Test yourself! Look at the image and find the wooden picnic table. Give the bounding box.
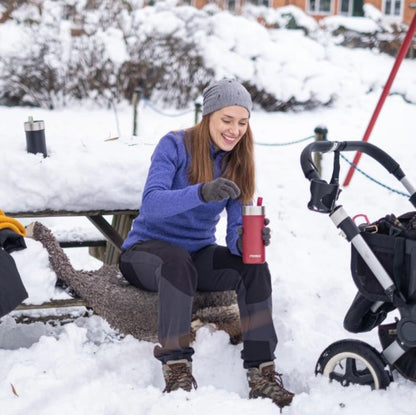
[5,208,139,265]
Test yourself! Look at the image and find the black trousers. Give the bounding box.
[119,240,277,368]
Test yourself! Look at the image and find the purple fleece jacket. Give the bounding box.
[122,130,243,255]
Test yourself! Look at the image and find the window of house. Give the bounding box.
[246,0,269,6]
[308,0,332,13]
[384,0,402,16]
[228,0,237,11]
[340,0,351,14]
[339,0,364,16]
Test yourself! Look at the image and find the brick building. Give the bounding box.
[189,0,416,25]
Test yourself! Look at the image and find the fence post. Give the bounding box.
[194,102,202,125]
[132,87,142,136]
[314,125,328,176]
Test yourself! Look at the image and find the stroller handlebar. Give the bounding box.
[300,140,415,213]
[300,140,404,182]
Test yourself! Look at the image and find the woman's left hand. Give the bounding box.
[262,218,271,246]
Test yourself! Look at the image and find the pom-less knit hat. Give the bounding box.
[202,79,252,117]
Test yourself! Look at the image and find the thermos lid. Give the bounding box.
[242,205,265,215]
[24,120,45,131]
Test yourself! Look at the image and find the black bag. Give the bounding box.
[0,244,28,318]
[350,211,416,302]
[0,228,27,253]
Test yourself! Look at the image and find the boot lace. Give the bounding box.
[163,363,198,393]
[249,366,294,408]
[263,367,287,389]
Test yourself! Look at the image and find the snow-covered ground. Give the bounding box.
[1,3,416,415]
[1,93,415,414]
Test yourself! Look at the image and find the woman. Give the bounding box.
[120,79,294,408]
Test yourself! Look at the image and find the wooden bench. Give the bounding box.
[5,208,139,265]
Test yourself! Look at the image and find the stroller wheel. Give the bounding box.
[315,339,392,389]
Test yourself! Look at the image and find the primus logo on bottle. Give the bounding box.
[249,254,262,258]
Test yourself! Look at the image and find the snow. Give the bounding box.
[2,3,416,415]
[321,15,381,34]
[96,28,129,63]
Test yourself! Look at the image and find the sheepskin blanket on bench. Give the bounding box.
[29,222,241,344]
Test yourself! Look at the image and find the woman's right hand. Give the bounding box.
[200,178,240,202]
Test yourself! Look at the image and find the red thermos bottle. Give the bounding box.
[242,197,265,264]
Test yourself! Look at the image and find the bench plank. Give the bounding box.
[6,209,139,265]
[6,209,138,217]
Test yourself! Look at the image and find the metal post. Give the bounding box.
[132,87,142,137]
[314,125,328,176]
[194,102,202,125]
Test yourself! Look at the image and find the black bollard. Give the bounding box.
[132,87,143,137]
[24,117,47,157]
[313,125,328,176]
[194,102,202,125]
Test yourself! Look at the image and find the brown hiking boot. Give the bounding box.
[247,362,294,408]
[162,359,198,393]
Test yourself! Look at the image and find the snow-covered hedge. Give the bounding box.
[0,1,213,108]
[0,1,414,110]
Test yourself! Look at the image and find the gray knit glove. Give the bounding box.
[262,218,271,246]
[200,178,240,202]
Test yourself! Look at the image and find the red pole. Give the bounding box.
[343,11,416,186]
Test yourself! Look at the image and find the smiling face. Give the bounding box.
[208,106,249,152]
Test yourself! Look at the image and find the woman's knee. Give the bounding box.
[119,245,162,291]
[119,241,196,294]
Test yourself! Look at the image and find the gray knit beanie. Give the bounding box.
[202,79,252,117]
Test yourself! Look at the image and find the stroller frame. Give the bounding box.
[300,140,416,389]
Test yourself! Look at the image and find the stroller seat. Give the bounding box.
[343,292,394,333]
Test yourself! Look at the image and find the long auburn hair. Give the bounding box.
[184,115,255,204]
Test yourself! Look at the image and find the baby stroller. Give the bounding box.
[300,140,416,389]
